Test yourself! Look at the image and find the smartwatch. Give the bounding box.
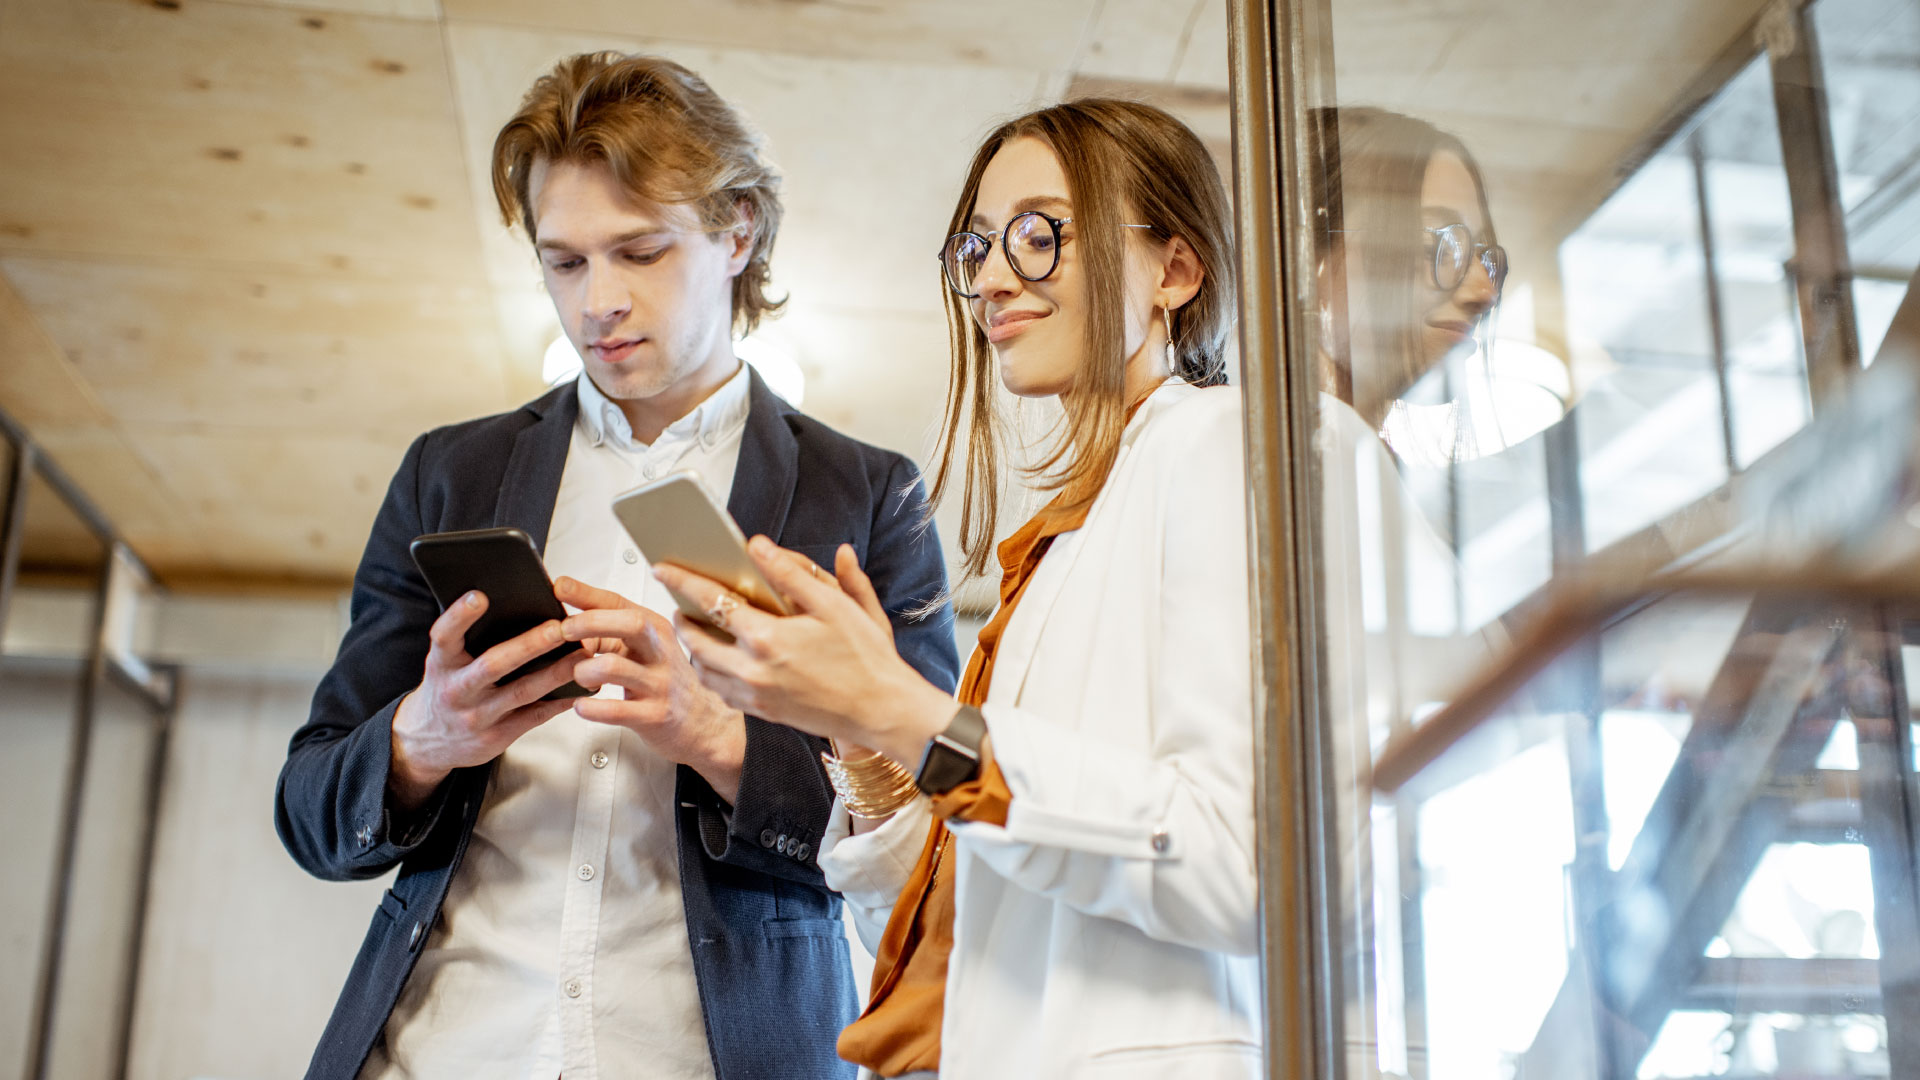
[914,704,987,796]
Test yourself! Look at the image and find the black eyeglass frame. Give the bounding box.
[938,211,1155,299]
[1426,223,1509,293]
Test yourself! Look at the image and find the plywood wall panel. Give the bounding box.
[443,0,1100,71]
[0,0,481,281]
[2,255,516,435]
[121,424,417,579]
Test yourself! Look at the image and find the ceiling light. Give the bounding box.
[543,335,583,385]
[735,335,805,407]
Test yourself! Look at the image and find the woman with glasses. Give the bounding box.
[634,99,1258,1078]
[1312,108,1513,1075]
[1319,106,1507,460]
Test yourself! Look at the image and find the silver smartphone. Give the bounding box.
[610,472,793,633]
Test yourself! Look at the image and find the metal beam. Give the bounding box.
[1853,607,1920,1074]
[1765,0,1861,407]
[23,555,113,1080]
[1230,0,1341,1077]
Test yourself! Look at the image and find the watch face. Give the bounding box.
[916,705,988,795]
[916,742,981,795]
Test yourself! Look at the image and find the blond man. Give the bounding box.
[276,53,957,1080]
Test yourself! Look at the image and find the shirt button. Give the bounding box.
[622,548,639,565]
[590,750,609,769]
[577,863,595,881]
[1150,829,1171,854]
[564,979,583,999]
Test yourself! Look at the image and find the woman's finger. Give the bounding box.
[688,655,761,716]
[834,543,890,631]
[653,565,778,643]
[746,535,842,615]
[672,610,757,680]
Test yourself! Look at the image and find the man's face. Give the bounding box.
[529,157,749,401]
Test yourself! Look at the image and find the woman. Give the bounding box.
[629,99,1259,1077]
[1311,107,1510,1079]
[1318,106,1505,462]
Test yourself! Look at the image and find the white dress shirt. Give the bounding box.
[363,364,752,1080]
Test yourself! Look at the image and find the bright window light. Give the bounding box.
[735,335,805,407]
[543,335,583,385]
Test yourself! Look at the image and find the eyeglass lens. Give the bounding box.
[1430,223,1508,292]
[941,211,1064,297]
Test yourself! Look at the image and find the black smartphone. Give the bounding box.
[408,527,592,701]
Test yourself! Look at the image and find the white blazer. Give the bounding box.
[819,381,1261,1079]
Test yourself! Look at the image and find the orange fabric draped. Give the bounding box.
[834,494,1089,1076]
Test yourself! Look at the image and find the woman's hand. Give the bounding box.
[654,537,956,768]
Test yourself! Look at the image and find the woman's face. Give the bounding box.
[966,136,1167,400]
[1417,149,1500,368]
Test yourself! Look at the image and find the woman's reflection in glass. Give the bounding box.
[1321,107,1506,464]
[1311,106,1514,1080]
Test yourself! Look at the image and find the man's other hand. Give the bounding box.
[388,591,584,811]
[555,576,748,805]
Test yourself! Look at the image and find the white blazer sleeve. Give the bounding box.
[947,398,1258,956]
[816,794,934,954]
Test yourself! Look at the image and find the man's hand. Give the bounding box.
[555,576,749,805]
[389,591,585,811]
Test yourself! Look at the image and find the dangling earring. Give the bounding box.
[1162,306,1177,375]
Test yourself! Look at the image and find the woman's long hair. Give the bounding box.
[928,98,1236,577]
[1316,106,1495,431]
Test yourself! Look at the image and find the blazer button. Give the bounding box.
[776,834,790,854]
[408,921,423,950]
[795,843,811,861]
[1150,829,1171,854]
[355,825,374,848]
[759,829,777,849]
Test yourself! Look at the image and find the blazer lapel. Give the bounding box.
[986,448,1126,708]
[491,383,579,553]
[726,369,799,542]
[989,383,1190,707]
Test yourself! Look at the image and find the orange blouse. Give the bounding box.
[835,494,1089,1076]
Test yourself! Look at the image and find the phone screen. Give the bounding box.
[408,527,591,700]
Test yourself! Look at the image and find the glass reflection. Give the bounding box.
[1294,0,1920,1076]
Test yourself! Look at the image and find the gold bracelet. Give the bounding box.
[821,744,919,819]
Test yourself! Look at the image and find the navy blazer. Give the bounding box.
[275,371,958,1080]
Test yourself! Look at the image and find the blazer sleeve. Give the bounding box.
[694,454,960,886]
[946,402,1260,956]
[274,433,460,882]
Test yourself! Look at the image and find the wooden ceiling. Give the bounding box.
[0,0,1766,590]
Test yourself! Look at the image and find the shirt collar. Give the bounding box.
[575,361,753,452]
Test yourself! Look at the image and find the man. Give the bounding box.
[276,52,957,1080]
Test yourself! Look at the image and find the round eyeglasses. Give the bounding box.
[1427,223,1509,293]
[938,211,1155,298]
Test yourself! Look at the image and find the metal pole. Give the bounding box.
[1765,0,1860,408]
[1230,0,1341,1075]
[1689,131,1742,475]
[0,440,35,641]
[24,540,113,1080]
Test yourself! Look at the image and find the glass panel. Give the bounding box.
[1293,0,1920,1076]
[1562,138,1730,552]
[0,469,106,1080]
[1698,58,1814,468]
[1814,0,1920,364]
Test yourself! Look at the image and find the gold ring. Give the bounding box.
[811,562,830,582]
[706,592,739,629]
